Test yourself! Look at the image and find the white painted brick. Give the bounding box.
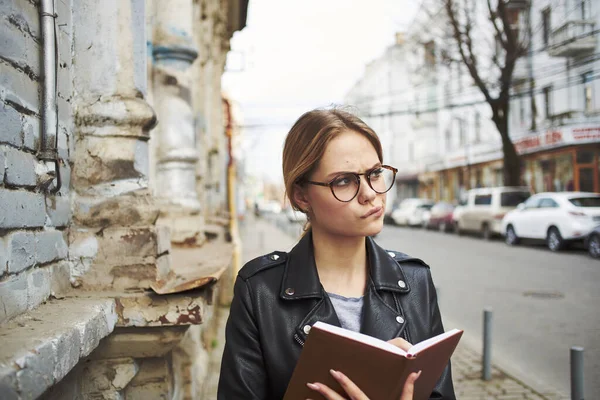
[0,145,5,183]
[0,102,22,147]
[0,17,41,79]
[50,261,71,298]
[0,272,28,323]
[22,115,40,152]
[45,194,71,228]
[35,230,68,265]
[3,146,36,187]
[57,161,70,196]
[6,231,35,274]
[27,267,51,310]
[0,0,41,41]
[0,237,7,276]
[0,65,41,116]
[0,188,46,228]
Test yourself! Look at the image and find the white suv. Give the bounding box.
[502,192,600,251]
[455,187,531,239]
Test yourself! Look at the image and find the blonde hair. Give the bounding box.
[282,108,383,230]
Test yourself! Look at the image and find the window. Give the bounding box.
[458,118,466,146]
[542,8,551,48]
[583,71,593,112]
[424,41,436,67]
[569,196,600,207]
[538,198,559,208]
[523,196,540,209]
[543,86,552,118]
[581,0,591,19]
[445,128,452,150]
[474,112,481,142]
[501,191,531,207]
[474,194,492,205]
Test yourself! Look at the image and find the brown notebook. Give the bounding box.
[283,322,463,400]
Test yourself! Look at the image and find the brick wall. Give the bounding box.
[0,0,73,324]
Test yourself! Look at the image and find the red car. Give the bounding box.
[424,202,455,232]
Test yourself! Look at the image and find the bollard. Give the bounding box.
[571,346,584,400]
[482,308,493,381]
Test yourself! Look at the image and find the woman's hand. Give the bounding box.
[306,369,421,400]
[387,337,412,352]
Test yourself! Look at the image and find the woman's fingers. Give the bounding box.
[306,382,346,400]
[306,369,369,400]
[330,369,369,400]
[387,337,413,352]
[399,370,422,400]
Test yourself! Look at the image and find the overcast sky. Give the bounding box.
[222,0,419,184]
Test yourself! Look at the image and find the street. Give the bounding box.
[373,224,599,398]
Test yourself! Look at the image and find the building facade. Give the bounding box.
[0,0,247,398]
[346,0,599,204]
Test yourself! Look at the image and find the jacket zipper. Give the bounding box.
[293,333,305,346]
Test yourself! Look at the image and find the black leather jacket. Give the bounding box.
[218,232,455,399]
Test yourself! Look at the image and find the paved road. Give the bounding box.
[373,224,599,398]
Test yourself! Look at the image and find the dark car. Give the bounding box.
[585,226,600,259]
[425,202,455,232]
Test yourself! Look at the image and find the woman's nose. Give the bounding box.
[357,176,377,204]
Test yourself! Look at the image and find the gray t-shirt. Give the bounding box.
[327,292,364,332]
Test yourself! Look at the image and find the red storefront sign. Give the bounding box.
[573,127,600,141]
[514,130,563,153]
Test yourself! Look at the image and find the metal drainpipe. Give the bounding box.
[39,0,61,193]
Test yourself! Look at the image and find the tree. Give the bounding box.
[443,0,529,186]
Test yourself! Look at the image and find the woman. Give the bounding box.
[218,109,455,399]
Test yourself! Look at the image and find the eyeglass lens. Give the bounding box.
[331,167,395,202]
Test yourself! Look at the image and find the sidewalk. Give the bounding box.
[202,215,565,399]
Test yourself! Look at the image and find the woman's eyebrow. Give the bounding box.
[324,163,382,179]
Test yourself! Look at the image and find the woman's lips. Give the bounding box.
[362,206,383,219]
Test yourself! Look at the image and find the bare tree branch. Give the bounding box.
[487,0,508,48]
[444,0,494,104]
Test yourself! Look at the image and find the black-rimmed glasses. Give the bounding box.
[303,165,398,202]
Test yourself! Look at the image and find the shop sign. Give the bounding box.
[573,127,600,141]
[514,130,563,153]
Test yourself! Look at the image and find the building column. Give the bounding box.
[70,0,170,290]
[151,0,205,245]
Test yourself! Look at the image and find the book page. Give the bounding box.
[312,321,407,356]
[406,329,463,357]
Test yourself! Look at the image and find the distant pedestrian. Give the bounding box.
[218,108,455,399]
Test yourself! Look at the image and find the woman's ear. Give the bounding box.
[292,183,311,212]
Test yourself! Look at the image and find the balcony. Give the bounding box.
[548,20,597,57]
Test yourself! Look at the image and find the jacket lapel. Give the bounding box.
[360,237,410,340]
[280,232,340,345]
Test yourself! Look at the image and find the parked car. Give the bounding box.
[391,198,434,226]
[451,199,467,233]
[502,192,600,252]
[585,226,600,259]
[284,207,308,223]
[257,200,282,215]
[455,187,531,239]
[425,202,455,232]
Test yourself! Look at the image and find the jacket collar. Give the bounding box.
[280,231,410,301]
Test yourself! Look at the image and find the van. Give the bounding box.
[455,187,531,239]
